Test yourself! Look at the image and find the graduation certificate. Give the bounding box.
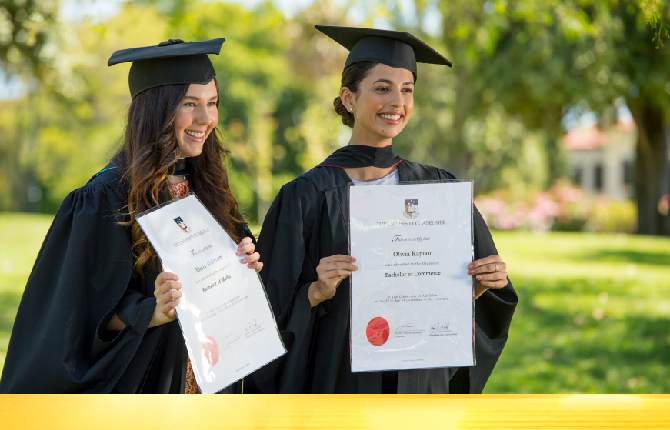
[137,194,285,393]
[349,181,474,372]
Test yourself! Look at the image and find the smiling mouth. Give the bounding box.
[380,114,402,121]
[185,130,205,138]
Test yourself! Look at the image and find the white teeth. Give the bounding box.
[381,114,401,121]
[185,130,205,138]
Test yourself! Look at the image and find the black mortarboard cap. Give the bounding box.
[315,25,451,75]
[108,38,225,99]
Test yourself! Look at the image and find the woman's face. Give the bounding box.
[174,80,219,158]
[345,63,415,142]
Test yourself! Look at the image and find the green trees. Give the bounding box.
[397,0,669,235]
[0,0,59,80]
[1,4,170,212]
[483,0,670,235]
[0,1,347,222]
[1,0,61,212]
[613,1,670,235]
[1,0,668,234]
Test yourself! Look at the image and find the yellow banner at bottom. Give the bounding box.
[1,394,668,429]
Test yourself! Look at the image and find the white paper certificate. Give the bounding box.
[136,194,285,393]
[349,181,474,372]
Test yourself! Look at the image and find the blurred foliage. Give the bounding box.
[1,4,170,213]
[386,0,669,234]
[0,1,334,220]
[0,0,60,81]
[643,0,670,47]
[0,1,356,221]
[429,0,668,234]
[589,198,637,233]
[0,0,668,233]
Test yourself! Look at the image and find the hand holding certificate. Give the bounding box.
[349,181,475,372]
[137,194,285,393]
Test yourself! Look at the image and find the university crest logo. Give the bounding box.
[403,199,419,219]
[174,216,190,233]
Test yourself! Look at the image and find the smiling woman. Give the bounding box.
[0,39,262,393]
[335,62,415,141]
[175,82,219,158]
[246,26,517,394]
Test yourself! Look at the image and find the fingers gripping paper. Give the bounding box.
[349,181,474,372]
[137,195,285,393]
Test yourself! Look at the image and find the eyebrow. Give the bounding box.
[372,78,415,86]
[184,95,219,101]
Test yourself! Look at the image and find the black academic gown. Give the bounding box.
[247,160,518,394]
[0,168,250,393]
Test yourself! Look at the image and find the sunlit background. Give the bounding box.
[1,0,669,393]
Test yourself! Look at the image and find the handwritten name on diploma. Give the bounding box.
[195,254,225,272]
[393,251,432,258]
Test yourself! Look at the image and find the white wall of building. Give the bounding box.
[566,127,635,200]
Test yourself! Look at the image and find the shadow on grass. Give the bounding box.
[488,281,670,393]
[577,250,670,267]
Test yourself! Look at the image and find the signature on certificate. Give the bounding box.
[430,322,450,330]
[245,319,265,337]
[395,322,424,336]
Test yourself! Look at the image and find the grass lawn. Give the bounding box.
[0,213,57,377]
[1,213,669,393]
[487,231,670,393]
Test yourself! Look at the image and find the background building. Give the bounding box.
[563,118,636,200]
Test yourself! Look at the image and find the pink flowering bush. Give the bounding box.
[475,179,636,233]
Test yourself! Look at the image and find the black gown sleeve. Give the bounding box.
[0,178,156,393]
[237,217,255,243]
[243,177,322,393]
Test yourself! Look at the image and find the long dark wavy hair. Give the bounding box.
[110,80,245,273]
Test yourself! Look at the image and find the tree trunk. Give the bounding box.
[630,102,667,236]
[662,120,670,236]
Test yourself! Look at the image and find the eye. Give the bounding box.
[375,86,390,92]
[208,101,217,106]
[183,102,196,107]
[402,88,414,93]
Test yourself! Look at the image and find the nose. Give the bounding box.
[195,105,212,125]
[390,87,403,108]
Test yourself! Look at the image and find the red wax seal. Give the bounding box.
[201,336,219,366]
[366,317,390,346]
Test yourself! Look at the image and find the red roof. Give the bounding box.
[563,119,635,151]
[563,125,606,150]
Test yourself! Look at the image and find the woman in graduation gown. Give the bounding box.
[246,26,518,394]
[0,39,262,393]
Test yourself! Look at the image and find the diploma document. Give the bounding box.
[137,195,285,393]
[349,181,474,372]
